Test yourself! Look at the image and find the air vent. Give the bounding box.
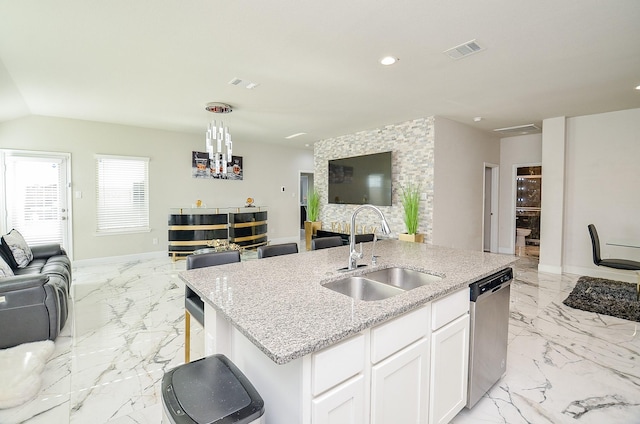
[493,124,541,135]
[444,40,484,60]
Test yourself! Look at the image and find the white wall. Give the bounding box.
[498,134,542,254]
[0,115,313,260]
[432,116,500,250]
[562,108,640,281]
[538,117,567,274]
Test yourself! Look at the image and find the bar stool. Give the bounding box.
[184,250,240,363]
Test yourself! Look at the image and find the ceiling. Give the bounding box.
[1,1,639,150]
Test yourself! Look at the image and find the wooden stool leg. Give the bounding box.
[185,310,191,363]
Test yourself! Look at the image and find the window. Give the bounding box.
[96,155,149,234]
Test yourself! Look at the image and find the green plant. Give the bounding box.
[401,183,420,234]
[306,189,320,222]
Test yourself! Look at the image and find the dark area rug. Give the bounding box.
[563,276,640,322]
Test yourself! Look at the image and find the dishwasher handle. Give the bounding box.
[470,267,513,302]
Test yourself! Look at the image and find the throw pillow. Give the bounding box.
[0,256,13,277]
[1,229,33,268]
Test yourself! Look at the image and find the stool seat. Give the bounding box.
[162,354,264,424]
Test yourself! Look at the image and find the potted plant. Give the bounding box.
[304,189,322,250]
[399,182,424,243]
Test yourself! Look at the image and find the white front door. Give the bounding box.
[1,150,72,256]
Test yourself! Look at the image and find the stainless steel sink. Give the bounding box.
[322,276,405,301]
[364,267,442,290]
[322,267,442,301]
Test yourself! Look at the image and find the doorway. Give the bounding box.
[514,164,541,258]
[0,150,73,257]
[299,171,314,230]
[482,164,499,253]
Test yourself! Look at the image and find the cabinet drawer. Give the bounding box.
[431,288,469,331]
[371,305,430,364]
[312,334,365,396]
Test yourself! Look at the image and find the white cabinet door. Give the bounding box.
[429,314,470,424]
[371,338,429,424]
[313,374,366,424]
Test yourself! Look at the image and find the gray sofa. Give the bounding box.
[0,243,71,349]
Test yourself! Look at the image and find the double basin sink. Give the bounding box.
[322,267,442,301]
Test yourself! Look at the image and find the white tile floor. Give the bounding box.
[1,252,639,423]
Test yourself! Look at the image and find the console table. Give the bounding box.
[168,207,268,260]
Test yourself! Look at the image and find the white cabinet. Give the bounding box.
[311,334,366,424]
[310,305,431,424]
[313,375,366,424]
[429,289,470,424]
[371,338,429,424]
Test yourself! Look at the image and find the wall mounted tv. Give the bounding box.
[328,151,392,206]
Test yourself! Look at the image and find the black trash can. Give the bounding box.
[162,354,265,424]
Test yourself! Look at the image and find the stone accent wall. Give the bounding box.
[314,117,435,241]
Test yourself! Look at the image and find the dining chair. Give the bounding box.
[257,242,299,259]
[353,233,375,243]
[588,224,640,300]
[185,250,241,363]
[311,236,344,250]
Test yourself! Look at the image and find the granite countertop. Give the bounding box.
[179,239,517,364]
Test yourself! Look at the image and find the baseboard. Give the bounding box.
[73,250,166,268]
[537,263,563,274]
[563,265,639,283]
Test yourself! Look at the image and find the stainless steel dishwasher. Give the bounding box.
[466,267,513,408]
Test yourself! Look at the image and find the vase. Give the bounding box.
[398,233,424,243]
[304,221,322,250]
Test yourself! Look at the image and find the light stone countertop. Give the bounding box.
[179,239,518,364]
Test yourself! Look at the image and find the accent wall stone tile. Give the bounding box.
[314,117,435,241]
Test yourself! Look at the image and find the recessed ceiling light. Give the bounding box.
[473,117,482,122]
[380,56,398,66]
[636,84,640,90]
[285,132,307,139]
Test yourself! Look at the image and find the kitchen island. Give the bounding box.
[180,239,516,424]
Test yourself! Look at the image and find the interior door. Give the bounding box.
[1,150,72,255]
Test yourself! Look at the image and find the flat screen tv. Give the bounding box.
[328,151,392,206]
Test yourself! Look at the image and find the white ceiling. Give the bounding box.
[1,0,639,149]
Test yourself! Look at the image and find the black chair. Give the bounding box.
[311,236,344,250]
[185,250,241,362]
[588,224,640,300]
[353,233,375,243]
[257,242,299,259]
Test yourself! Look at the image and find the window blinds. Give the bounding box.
[96,155,150,233]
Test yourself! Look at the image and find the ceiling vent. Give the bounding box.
[444,39,484,60]
[493,124,541,135]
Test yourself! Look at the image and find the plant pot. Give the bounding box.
[398,233,424,243]
[304,221,322,250]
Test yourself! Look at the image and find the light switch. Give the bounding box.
[75,191,83,199]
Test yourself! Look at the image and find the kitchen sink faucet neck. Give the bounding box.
[348,204,391,270]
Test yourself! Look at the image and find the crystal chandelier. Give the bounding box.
[204,102,233,176]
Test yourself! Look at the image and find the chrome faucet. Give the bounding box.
[348,204,391,270]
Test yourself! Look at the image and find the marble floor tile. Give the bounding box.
[1,254,639,423]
